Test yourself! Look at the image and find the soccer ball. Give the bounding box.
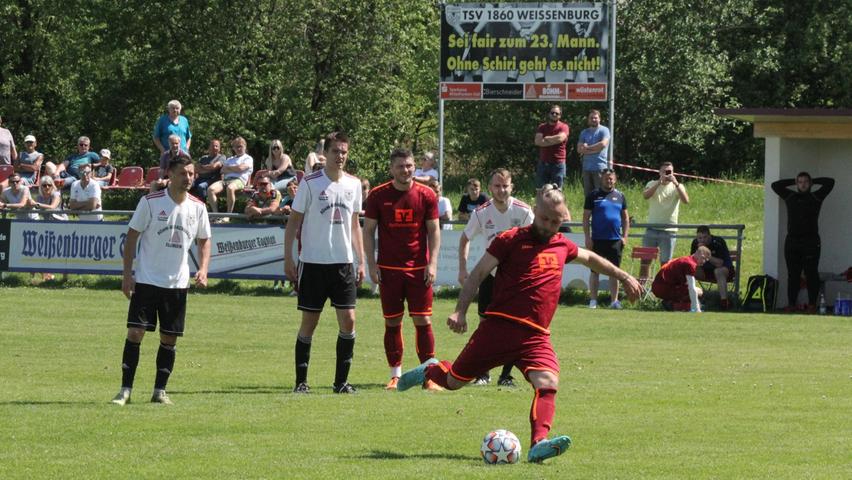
[480,429,521,464]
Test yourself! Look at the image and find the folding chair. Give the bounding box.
[145,167,161,185]
[631,246,660,301]
[113,166,144,189]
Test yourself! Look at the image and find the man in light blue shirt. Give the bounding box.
[152,99,192,154]
[577,109,611,196]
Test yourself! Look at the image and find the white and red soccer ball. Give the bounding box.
[480,429,521,465]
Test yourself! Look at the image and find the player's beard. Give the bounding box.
[530,223,554,244]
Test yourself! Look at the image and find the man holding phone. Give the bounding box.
[639,162,689,279]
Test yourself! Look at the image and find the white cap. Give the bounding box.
[24,134,36,143]
[99,149,111,159]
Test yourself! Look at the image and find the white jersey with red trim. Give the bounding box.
[128,190,211,289]
[292,169,362,264]
[463,196,534,247]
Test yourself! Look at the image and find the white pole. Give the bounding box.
[608,0,617,166]
[438,97,445,187]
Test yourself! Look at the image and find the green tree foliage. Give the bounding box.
[0,1,848,183]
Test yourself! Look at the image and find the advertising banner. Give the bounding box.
[440,2,609,101]
[2,220,286,280]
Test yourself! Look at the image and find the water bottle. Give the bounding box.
[818,294,827,315]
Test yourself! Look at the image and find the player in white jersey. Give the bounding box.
[284,131,365,394]
[112,154,211,406]
[458,168,534,387]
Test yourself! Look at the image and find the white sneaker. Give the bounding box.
[588,300,598,309]
[111,387,131,406]
[610,300,623,310]
[150,389,174,405]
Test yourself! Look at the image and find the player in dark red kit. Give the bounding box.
[397,184,642,463]
[363,148,442,391]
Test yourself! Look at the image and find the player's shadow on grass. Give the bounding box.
[171,385,292,395]
[360,450,471,461]
[0,400,91,406]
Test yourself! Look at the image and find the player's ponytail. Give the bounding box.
[536,183,565,207]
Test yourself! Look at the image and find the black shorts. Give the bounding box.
[126,283,188,336]
[477,274,495,318]
[592,239,623,267]
[298,262,357,312]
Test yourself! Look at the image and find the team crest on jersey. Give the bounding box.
[345,190,353,201]
[157,210,168,221]
[332,207,344,224]
[485,219,495,229]
[166,229,184,249]
[319,190,328,201]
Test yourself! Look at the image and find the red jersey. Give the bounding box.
[365,181,438,270]
[484,225,578,334]
[657,255,698,286]
[537,120,570,164]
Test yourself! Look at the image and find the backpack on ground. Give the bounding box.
[742,275,778,312]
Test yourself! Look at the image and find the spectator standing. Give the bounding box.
[533,104,569,189]
[427,179,453,230]
[576,109,611,196]
[152,99,191,155]
[0,173,38,219]
[458,168,534,387]
[457,178,489,221]
[191,139,224,200]
[639,162,689,280]
[0,116,16,170]
[363,148,442,391]
[651,247,711,312]
[207,137,253,221]
[53,136,99,184]
[67,164,103,221]
[16,135,43,186]
[266,139,297,194]
[396,185,641,463]
[689,226,735,310]
[771,172,835,312]
[93,149,115,187]
[244,174,282,221]
[582,168,629,309]
[283,131,364,394]
[111,154,211,406]
[413,151,439,184]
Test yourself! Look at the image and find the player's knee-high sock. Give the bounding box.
[154,343,176,390]
[530,388,557,446]
[424,360,453,389]
[335,331,355,385]
[499,363,514,380]
[414,324,435,363]
[295,335,312,384]
[121,339,141,389]
[384,324,403,368]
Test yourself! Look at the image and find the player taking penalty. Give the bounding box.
[397,184,642,463]
[112,154,211,406]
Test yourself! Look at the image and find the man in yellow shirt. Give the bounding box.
[639,162,689,279]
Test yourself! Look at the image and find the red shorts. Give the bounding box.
[651,280,690,303]
[449,317,560,382]
[379,267,433,319]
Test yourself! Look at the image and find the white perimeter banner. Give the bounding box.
[2,219,596,288]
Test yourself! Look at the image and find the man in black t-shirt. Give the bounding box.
[690,226,735,309]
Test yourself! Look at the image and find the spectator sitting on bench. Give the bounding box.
[207,136,253,222]
[690,225,735,310]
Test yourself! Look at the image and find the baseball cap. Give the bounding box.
[24,134,36,143]
[100,149,111,159]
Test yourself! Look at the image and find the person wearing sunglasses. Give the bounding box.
[577,109,611,196]
[0,173,38,219]
[266,139,297,194]
[16,134,43,186]
[52,136,100,183]
[533,105,569,189]
[244,174,281,221]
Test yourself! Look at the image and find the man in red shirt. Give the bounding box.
[363,148,442,391]
[533,104,570,189]
[397,185,642,463]
[651,246,711,312]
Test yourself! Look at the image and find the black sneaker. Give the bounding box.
[497,376,516,388]
[333,382,357,394]
[293,382,311,394]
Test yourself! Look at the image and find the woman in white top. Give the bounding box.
[29,176,67,221]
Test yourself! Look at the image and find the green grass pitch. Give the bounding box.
[1,287,850,479]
